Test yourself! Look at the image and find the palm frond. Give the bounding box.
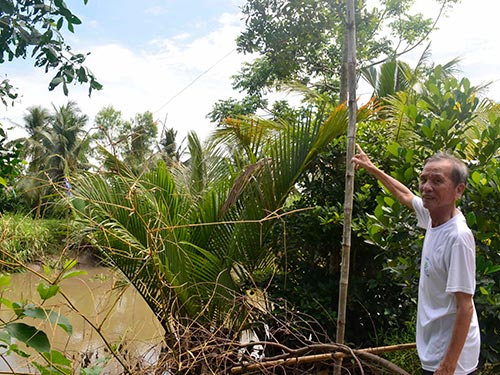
[414,42,432,76]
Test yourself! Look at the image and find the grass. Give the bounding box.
[0,213,72,269]
[378,320,421,374]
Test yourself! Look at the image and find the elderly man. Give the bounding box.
[352,145,480,375]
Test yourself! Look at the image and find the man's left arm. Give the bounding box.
[434,292,474,375]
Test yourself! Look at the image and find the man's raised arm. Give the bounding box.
[352,144,415,209]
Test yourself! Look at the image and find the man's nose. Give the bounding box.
[420,182,431,192]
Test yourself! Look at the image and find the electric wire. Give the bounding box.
[153,48,236,114]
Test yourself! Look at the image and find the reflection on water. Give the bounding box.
[0,267,165,373]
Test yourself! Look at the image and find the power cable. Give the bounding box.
[153,48,236,114]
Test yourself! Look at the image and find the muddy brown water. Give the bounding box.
[0,266,165,373]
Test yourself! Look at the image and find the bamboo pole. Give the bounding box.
[335,0,357,373]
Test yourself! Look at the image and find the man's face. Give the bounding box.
[419,160,464,212]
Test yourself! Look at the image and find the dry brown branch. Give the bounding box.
[151,307,416,375]
[231,342,415,374]
[220,157,273,216]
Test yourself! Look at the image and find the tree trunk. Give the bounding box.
[335,0,357,373]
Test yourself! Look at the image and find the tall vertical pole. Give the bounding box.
[335,0,357,373]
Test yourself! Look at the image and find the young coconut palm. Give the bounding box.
[71,104,350,334]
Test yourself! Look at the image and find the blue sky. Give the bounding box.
[2,0,500,143]
[65,0,243,48]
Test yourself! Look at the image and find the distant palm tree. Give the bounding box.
[159,127,181,163]
[21,106,50,174]
[19,102,89,215]
[22,101,89,181]
[23,106,50,136]
[44,101,90,181]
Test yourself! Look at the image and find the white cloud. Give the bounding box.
[171,33,191,41]
[145,6,166,16]
[409,0,500,98]
[2,10,252,144]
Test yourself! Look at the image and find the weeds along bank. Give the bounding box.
[0,214,78,267]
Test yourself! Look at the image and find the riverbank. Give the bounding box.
[0,213,101,270]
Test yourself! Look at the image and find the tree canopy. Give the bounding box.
[0,0,101,101]
[211,0,459,116]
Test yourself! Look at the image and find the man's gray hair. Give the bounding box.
[425,152,469,186]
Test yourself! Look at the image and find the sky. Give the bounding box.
[1,0,500,145]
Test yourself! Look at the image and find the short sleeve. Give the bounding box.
[446,231,476,295]
[412,196,430,229]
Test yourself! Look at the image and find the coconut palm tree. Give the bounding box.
[44,101,90,181]
[21,102,90,181]
[71,104,350,334]
[19,102,89,216]
[21,106,51,174]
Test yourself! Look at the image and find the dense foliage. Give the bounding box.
[0,127,23,211]
[210,0,459,120]
[92,107,160,173]
[265,63,500,372]
[0,213,75,268]
[0,0,101,98]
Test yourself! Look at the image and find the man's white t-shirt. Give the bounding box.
[413,197,480,374]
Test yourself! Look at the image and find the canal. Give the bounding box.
[0,266,165,373]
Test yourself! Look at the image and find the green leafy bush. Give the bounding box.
[357,71,500,370]
[266,63,499,372]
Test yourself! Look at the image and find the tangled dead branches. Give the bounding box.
[152,305,414,375]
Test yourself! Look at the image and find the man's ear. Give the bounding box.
[455,182,466,198]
